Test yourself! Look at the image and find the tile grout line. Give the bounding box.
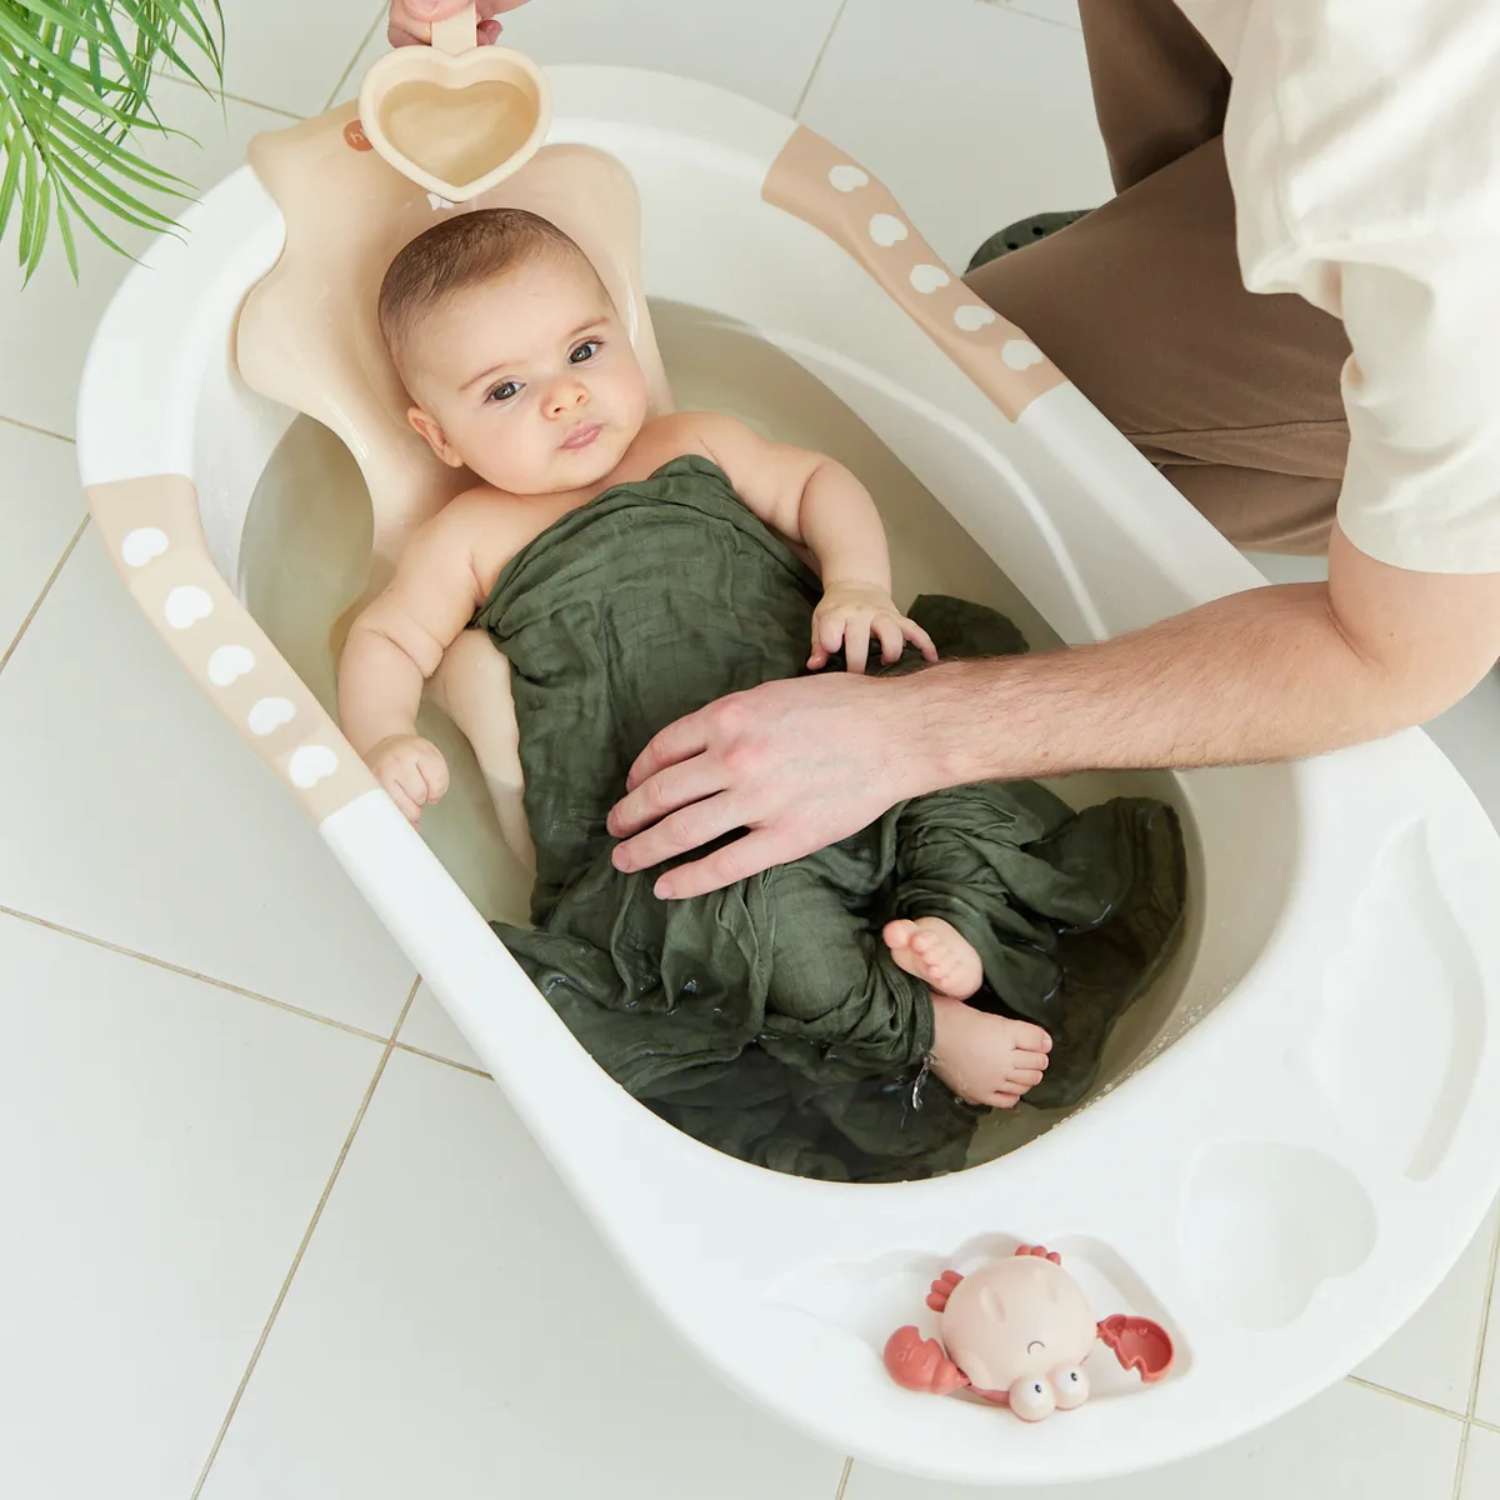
[0,902,398,1052]
[1456,1427,1473,1500]
[982,0,1081,31]
[1465,1210,1500,1419]
[152,67,306,122]
[0,411,74,444]
[0,515,88,679]
[792,0,852,120]
[1453,1209,1500,1499]
[322,2,391,113]
[391,1037,490,1080]
[1,904,490,1083]
[1345,1373,1467,1426]
[189,977,421,1500]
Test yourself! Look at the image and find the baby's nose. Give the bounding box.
[548,381,589,416]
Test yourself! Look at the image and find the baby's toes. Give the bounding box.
[1007,1066,1046,1089]
[994,1091,1022,1110]
[1015,1022,1052,1054]
[883,919,917,952]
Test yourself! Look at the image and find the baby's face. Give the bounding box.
[399,253,648,495]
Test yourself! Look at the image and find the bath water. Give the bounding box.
[240,299,1201,1171]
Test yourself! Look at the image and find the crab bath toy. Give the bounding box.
[883,1244,1175,1422]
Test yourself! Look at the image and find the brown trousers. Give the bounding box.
[965,0,1350,554]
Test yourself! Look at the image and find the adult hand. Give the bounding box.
[606,671,931,900]
[388,0,531,49]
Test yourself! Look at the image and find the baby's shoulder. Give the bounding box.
[414,484,551,590]
[639,409,749,456]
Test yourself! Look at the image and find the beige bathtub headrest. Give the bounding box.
[237,102,673,573]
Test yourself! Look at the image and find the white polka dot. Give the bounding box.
[207,644,256,687]
[164,585,213,630]
[828,163,870,193]
[868,213,908,248]
[953,304,999,332]
[121,527,168,567]
[909,264,950,294]
[1001,339,1046,371]
[288,744,338,789]
[248,697,296,736]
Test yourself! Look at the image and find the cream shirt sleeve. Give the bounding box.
[1205,0,1500,574]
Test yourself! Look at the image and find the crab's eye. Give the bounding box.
[1009,1375,1057,1422]
[1051,1365,1090,1410]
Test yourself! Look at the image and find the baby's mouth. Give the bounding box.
[560,421,604,451]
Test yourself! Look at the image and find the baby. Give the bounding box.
[339,209,1184,1179]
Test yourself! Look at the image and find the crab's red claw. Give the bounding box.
[926,1268,964,1312]
[1015,1244,1062,1264]
[884,1325,971,1395]
[1097,1315,1174,1383]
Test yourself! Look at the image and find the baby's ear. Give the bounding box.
[407,406,464,468]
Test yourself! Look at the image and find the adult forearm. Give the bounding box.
[903,582,1423,792]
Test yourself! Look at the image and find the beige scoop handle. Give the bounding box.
[431,3,479,55]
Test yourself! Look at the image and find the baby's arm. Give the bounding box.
[685,412,938,673]
[687,411,888,587]
[338,502,489,824]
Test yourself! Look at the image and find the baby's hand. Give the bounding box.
[809,582,939,674]
[368,734,450,825]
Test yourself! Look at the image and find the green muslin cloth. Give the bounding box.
[473,456,1185,1181]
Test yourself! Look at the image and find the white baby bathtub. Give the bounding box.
[77,67,1500,1487]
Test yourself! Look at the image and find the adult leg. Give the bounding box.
[967,1,1350,553]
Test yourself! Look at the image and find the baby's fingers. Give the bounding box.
[393,761,434,819]
[874,615,905,665]
[382,772,423,826]
[843,617,871,674]
[418,749,450,803]
[902,618,939,663]
[809,611,844,670]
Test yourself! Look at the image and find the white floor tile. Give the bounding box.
[0,87,290,438]
[800,0,1112,268]
[167,0,382,117]
[1001,0,1082,29]
[845,1380,1461,1500]
[198,1049,847,1500]
[1462,1424,1500,1500]
[0,424,82,656]
[1426,671,1500,833]
[0,526,415,1034]
[0,912,382,1500]
[397,981,486,1072]
[1476,1273,1500,1426]
[339,0,847,117]
[1357,1204,1499,1413]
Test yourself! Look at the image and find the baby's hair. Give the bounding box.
[377,207,593,359]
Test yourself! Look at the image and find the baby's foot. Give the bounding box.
[928,995,1052,1110]
[883,917,984,1001]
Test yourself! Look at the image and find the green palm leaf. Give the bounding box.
[0,0,225,283]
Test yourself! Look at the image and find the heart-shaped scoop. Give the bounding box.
[358,3,550,202]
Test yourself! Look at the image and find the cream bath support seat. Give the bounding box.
[77,66,1500,1487]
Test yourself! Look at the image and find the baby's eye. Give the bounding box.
[569,339,601,364]
[486,380,521,404]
